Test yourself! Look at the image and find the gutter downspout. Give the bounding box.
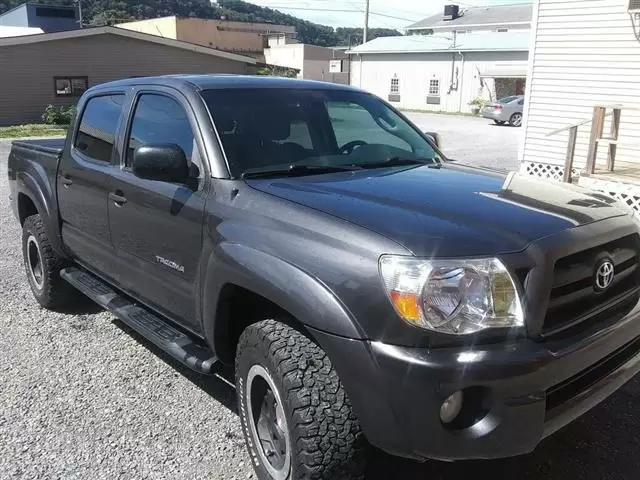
[457,51,465,112]
[359,54,363,88]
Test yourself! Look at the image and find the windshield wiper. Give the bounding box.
[356,156,438,169]
[242,164,360,179]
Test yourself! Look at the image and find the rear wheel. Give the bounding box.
[493,120,506,125]
[22,214,76,310]
[235,319,365,480]
[509,112,523,127]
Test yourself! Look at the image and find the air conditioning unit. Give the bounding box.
[629,0,640,12]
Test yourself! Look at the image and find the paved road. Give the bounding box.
[1,133,639,479]
[405,112,522,171]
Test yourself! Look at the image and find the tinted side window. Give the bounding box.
[75,94,124,163]
[126,94,199,175]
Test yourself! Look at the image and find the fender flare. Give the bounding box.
[15,170,65,256]
[202,242,365,358]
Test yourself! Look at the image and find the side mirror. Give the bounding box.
[132,144,189,183]
[424,131,443,150]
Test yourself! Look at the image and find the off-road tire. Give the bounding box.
[22,214,76,310]
[235,319,365,480]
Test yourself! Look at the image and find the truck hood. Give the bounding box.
[246,164,628,257]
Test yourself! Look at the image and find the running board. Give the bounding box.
[60,267,217,375]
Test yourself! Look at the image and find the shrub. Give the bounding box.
[469,97,488,108]
[42,104,76,125]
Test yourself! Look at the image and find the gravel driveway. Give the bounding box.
[404,112,521,171]
[1,133,639,479]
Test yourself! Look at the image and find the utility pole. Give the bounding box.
[76,0,83,28]
[363,0,370,44]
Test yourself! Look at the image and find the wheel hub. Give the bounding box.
[26,235,44,290]
[246,364,291,479]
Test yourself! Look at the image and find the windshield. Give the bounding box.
[201,88,440,178]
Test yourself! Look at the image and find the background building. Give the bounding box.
[264,34,349,84]
[116,16,295,60]
[406,3,532,35]
[0,25,42,37]
[348,32,529,113]
[519,0,640,209]
[0,26,257,125]
[0,2,78,32]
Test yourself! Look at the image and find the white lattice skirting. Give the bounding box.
[520,161,640,212]
[578,177,640,212]
[519,161,578,182]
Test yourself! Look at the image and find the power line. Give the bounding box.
[256,6,363,13]
[258,5,414,22]
[369,11,416,23]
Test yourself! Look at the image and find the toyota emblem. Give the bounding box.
[594,259,615,292]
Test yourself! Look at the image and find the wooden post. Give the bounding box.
[585,106,606,175]
[564,126,578,183]
[607,107,621,172]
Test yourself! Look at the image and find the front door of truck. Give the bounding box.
[57,93,125,280]
[107,91,207,332]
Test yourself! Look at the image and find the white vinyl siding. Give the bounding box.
[521,0,640,168]
[349,51,528,113]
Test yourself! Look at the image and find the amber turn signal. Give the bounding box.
[389,291,421,323]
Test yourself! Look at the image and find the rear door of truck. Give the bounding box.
[57,90,128,279]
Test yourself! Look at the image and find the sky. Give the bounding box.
[244,0,533,30]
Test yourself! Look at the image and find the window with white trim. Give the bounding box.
[428,79,440,96]
[390,76,399,94]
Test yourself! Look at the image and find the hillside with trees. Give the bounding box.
[0,0,402,47]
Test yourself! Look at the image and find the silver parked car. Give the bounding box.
[482,95,524,127]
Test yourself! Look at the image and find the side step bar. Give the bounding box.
[60,267,217,375]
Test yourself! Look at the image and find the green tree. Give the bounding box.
[0,0,402,47]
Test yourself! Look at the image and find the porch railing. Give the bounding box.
[545,104,623,183]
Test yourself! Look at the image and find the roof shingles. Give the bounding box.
[407,3,533,31]
[347,31,530,55]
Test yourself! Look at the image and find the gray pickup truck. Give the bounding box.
[8,75,640,480]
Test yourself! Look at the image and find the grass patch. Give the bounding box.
[0,124,67,139]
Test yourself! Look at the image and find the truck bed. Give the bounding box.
[11,138,65,156]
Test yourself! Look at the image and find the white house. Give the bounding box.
[0,25,43,37]
[406,3,533,35]
[520,0,640,209]
[348,32,529,113]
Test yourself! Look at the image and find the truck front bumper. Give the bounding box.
[311,305,640,461]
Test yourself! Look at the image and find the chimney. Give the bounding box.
[443,5,460,20]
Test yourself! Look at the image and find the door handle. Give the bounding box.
[109,192,127,206]
[62,176,73,188]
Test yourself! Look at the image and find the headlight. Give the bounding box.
[379,255,524,334]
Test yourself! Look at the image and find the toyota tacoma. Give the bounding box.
[8,75,640,479]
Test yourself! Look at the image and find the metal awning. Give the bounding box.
[480,67,527,78]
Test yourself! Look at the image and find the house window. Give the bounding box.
[496,28,509,32]
[390,76,399,94]
[55,76,88,97]
[388,75,400,102]
[429,79,440,96]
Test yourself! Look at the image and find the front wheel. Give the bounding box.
[235,319,365,480]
